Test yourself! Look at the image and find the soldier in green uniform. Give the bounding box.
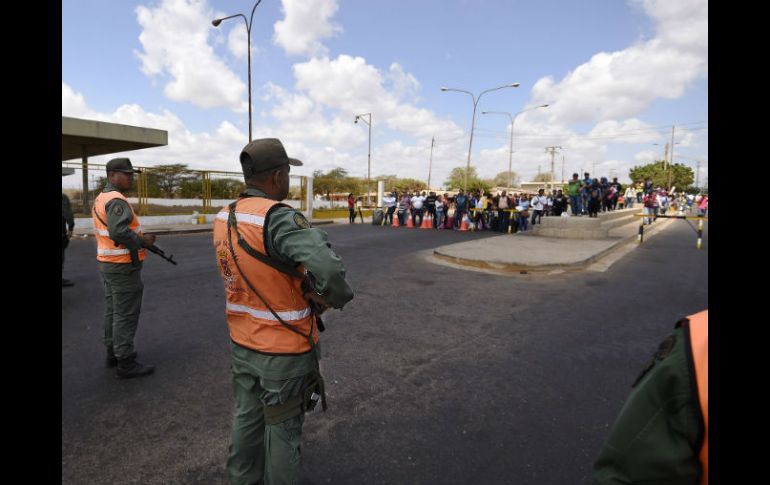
[93,158,156,379]
[592,311,708,484]
[213,138,354,485]
[62,192,75,287]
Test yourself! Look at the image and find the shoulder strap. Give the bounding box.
[228,201,304,279]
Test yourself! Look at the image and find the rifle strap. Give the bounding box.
[226,201,317,349]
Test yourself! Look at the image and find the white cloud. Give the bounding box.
[135,0,247,111]
[227,25,249,60]
[530,0,707,124]
[61,82,247,177]
[62,83,95,119]
[387,63,421,101]
[273,0,342,57]
[587,119,661,144]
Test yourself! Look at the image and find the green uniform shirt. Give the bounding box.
[230,188,355,379]
[97,184,145,274]
[592,325,703,484]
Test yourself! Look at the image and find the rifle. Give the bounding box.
[147,244,178,265]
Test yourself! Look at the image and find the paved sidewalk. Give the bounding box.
[432,217,676,273]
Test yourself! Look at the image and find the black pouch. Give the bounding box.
[303,376,321,411]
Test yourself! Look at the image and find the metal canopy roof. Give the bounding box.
[62,116,168,161]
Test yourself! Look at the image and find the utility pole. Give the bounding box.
[667,125,675,190]
[427,136,435,190]
[695,160,700,189]
[561,154,565,186]
[545,146,562,193]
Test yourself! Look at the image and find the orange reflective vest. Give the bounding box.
[92,191,146,264]
[213,197,317,355]
[687,310,708,485]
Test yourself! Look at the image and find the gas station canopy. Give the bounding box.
[62,116,168,161]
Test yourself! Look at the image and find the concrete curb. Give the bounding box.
[432,218,675,274]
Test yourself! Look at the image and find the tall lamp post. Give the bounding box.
[354,113,372,205]
[441,83,520,192]
[482,104,548,189]
[212,0,263,142]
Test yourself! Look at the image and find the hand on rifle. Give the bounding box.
[303,291,330,315]
[142,234,157,247]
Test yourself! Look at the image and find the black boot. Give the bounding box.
[116,355,154,379]
[107,349,136,368]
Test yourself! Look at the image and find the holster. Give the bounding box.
[262,371,326,425]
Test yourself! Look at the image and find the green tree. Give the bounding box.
[392,178,427,193]
[444,166,484,191]
[147,164,195,198]
[179,178,203,198]
[211,178,245,199]
[628,160,694,190]
[491,170,520,187]
[312,168,350,207]
[533,172,554,182]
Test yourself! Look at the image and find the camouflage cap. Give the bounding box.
[106,158,141,174]
[240,138,303,176]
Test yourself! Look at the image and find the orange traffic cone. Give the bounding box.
[459,216,469,232]
[391,214,400,227]
[421,215,433,229]
[406,215,415,228]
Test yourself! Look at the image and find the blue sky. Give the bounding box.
[62,0,708,189]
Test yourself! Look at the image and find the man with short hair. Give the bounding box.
[425,191,437,227]
[411,191,425,227]
[531,188,546,226]
[92,158,157,378]
[213,138,354,485]
[382,191,397,225]
[453,189,468,229]
[567,173,582,216]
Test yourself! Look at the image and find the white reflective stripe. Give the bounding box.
[95,228,110,236]
[226,303,311,322]
[98,248,131,256]
[216,212,265,227]
[135,225,143,234]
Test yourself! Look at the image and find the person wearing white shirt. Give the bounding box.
[382,192,397,225]
[530,189,546,226]
[624,186,636,208]
[410,192,426,227]
[435,194,445,229]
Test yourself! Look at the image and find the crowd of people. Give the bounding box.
[368,172,708,233]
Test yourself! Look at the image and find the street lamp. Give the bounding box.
[482,103,548,189]
[441,83,520,191]
[354,113,372,205]
[212,0,263,142]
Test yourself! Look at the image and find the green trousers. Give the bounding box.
[100,267,144,359]
[227,361,311,485]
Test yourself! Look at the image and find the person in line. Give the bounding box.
[383,191,397,225]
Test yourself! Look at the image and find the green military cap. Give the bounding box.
[240,138,303,176]
[106,158,142,174]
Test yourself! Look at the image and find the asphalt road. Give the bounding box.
[62,220,708,484]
